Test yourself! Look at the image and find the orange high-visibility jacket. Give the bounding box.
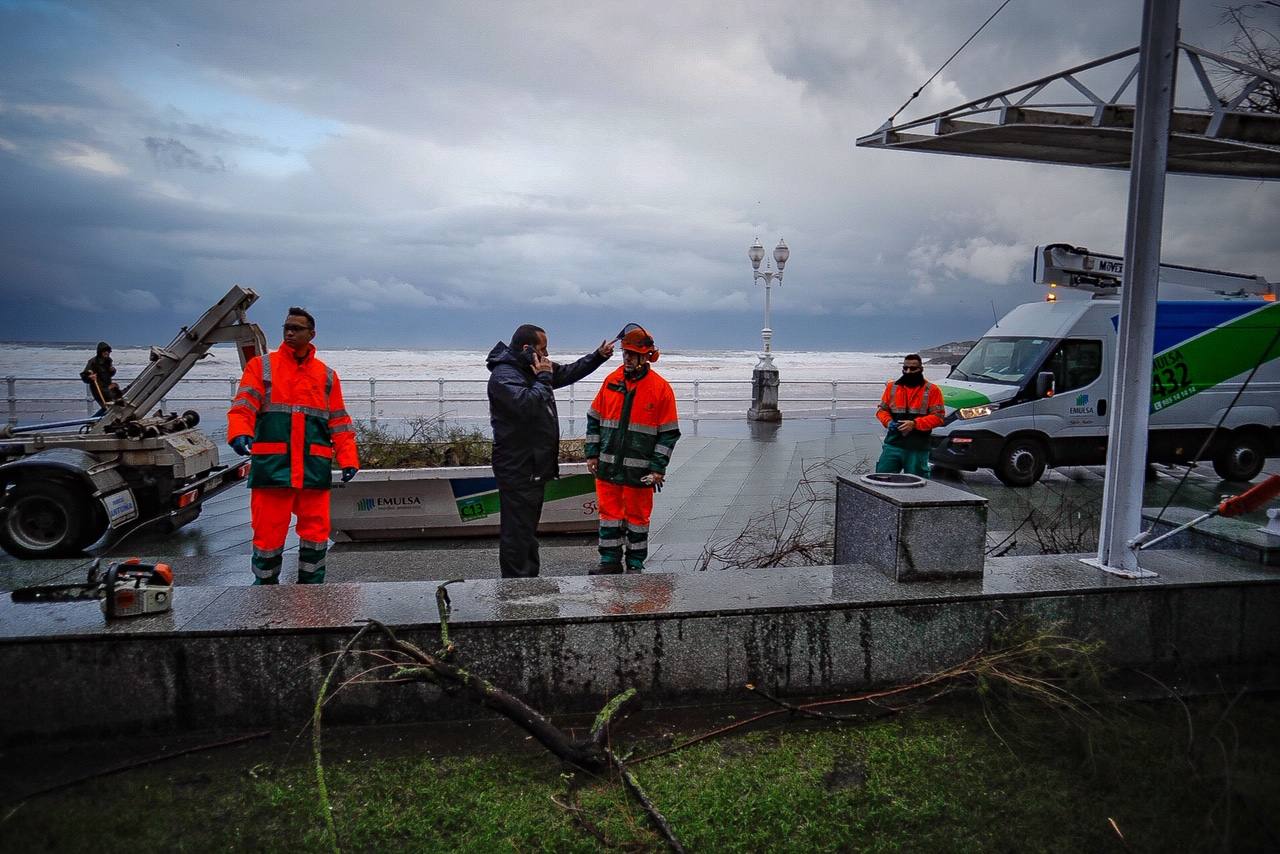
[876,380,945,432]
[586,366,680,487]
[227,343,358,490]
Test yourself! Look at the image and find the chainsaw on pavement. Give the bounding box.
[10,558,174,619]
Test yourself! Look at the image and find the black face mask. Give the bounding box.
[899,370,925,387]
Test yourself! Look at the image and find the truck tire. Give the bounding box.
[1212,433,1265,482]
[995,437,1047,487]
[76,502,109,551]
[0,481,91,558]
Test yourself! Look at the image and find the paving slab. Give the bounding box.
[0,435,1275,582]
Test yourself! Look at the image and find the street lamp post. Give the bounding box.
[747,237,789,422]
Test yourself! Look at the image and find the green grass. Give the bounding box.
[4,695,1278,852]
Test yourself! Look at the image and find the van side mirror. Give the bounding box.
[1035,372,1055,398]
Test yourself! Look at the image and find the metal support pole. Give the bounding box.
[830,381,839,420]
[369,379,377,428]
[693,380,700,421]
[1087,0,1179,579]
[6,377,15,427]
[438,378,445,418]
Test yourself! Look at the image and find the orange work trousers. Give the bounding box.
[596,480,654,570]
[250,487,331,582]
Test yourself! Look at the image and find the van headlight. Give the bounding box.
[958,405,995,419]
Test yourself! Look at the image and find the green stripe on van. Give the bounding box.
[1151,301,1280,413]
[937,385,992,410]
[455,473,597,522]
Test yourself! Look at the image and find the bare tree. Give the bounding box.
[1212,3,1280,113]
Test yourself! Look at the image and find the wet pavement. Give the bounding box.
[0,428,1275,590]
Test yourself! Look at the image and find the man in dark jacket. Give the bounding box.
[487,325,613,577]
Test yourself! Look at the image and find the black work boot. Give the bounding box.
[590,561,624,575]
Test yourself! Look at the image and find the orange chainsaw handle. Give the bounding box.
[1218,474,1280,518]
[119,557,173,585]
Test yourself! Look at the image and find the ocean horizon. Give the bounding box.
[0,344,925,437]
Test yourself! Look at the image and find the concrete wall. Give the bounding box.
[3,554,1278,741]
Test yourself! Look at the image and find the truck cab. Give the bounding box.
[930,244,1279,486]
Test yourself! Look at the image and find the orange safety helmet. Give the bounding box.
[617,323,659,362]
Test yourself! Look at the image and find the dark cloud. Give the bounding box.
[144,137,227,172]
[0,1,1276,350]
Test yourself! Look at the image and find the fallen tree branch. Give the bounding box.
[609,749,685,853]
[310,594,684,848]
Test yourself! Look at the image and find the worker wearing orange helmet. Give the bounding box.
[585,323,680,573]
[227,307,359,584]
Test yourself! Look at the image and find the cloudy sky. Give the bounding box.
[1,0,1276,351]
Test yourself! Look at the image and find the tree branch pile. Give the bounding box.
[699,453,869,570]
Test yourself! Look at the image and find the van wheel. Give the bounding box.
[995,438,1047,487]
[1212,433,1265,482]
[0,481,91,558]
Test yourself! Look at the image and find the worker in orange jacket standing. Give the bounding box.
[875,353,945,478]
[227,307,359,584]
[585,324,680,573]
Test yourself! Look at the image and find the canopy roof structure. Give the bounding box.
[856,42,1280,180]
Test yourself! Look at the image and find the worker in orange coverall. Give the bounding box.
[585,323,680,573]
[227,307,359,584]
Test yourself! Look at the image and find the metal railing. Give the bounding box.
[3,375,886,430]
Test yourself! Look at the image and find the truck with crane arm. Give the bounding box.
[0,286,268,558]
[929,244,1280,486]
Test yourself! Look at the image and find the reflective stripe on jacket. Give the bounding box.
[585,366,680,487]
[227,343,359,489]
[875,380,945,432]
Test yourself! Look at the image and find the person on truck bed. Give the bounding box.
[80,341,123,406]
[227,307,360,584]
[875,354,945,478]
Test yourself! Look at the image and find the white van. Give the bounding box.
[929,246,1280,486]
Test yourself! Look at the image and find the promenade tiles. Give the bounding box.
[0,432,1275,588]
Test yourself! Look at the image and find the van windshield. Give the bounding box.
[949,336,1054,386]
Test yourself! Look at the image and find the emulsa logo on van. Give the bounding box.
[356,495,423,513]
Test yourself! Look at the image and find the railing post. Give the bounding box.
[6,377,15,427]
[438,378,445,418]
[86,384,95,416]
[369,379,377,428]
[229,377,238,401]
[693,380,700,421]
[831,381,839,420]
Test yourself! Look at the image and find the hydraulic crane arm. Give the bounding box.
[1034,243,1275,298]
[91,285,267,434]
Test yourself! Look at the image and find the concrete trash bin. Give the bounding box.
[834,473,988,581]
